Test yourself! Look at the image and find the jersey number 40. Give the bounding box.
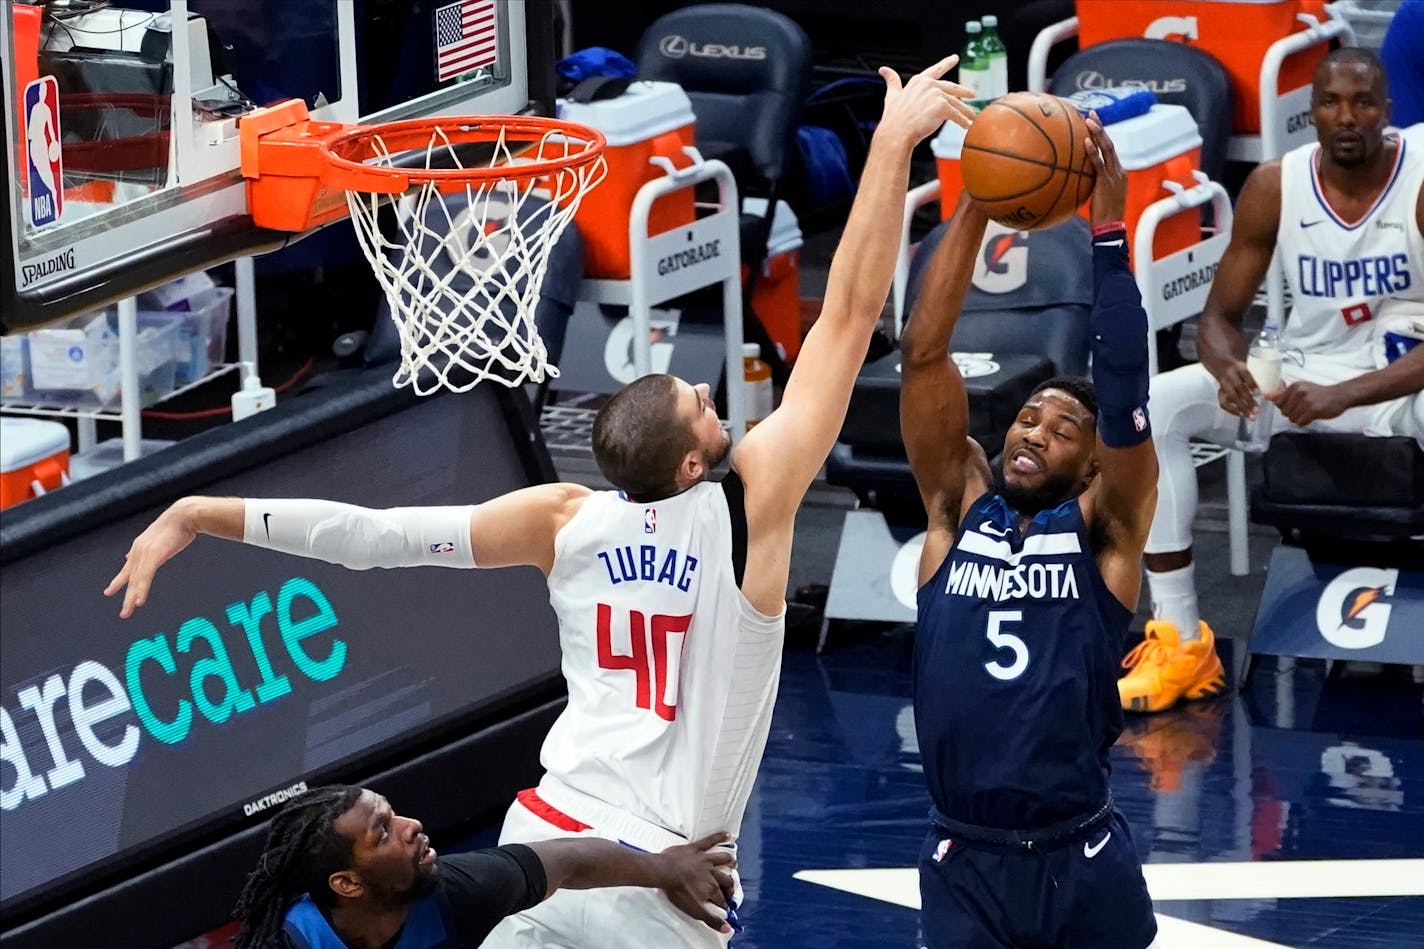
[596,604,692,721]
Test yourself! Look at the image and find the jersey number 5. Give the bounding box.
[596,604,692,721]
[983,609,1028,681]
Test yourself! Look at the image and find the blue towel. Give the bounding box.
[1063,87,1157,125]
[556,47,637,84]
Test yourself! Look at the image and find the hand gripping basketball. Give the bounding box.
[960,92,1096,231]
[1083,113,1128,227]
[877,54,978,144]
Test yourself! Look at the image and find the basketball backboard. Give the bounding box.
[2,0,558,332]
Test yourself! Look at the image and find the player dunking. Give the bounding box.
[106,58,975,947]
[901,118,1157,948]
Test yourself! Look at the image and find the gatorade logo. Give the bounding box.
[604,313,679,383]
[1144,15,1199,41]
[972,224,1029,294]
[1316,567,1397,649]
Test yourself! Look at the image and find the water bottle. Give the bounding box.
[1234,323,1283,453]
[980,15,1008,101]
[742,343,773,430]
[960,21,989,110]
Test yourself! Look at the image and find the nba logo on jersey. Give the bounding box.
[429,541,456,553]
[933,838,953,862]
[1132,407,1147,432]
[644,508,657,534]
[23,76,63,228]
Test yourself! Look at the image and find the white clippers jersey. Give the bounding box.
[540,479,785,841]
[1278,135,1424,357]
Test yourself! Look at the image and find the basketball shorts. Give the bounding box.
[479,793,735,949]
[917,808,1156,949]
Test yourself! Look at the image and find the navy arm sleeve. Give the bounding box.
[437,844,548,946]
[1089,229,1152,447]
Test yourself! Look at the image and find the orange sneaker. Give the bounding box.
[1118,620,1227,713]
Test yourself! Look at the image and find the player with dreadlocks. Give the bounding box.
[233,785,737,949]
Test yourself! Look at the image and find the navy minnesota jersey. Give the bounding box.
[914,493,1130,830]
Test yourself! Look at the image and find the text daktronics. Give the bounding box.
[2,577,345,812]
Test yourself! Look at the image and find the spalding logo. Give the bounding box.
[658,34,766,60]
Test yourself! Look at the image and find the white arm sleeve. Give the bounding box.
[241,499,478,570]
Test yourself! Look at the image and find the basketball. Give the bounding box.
[960,92,1096,231]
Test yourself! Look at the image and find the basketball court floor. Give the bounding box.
[527,406,1424,949]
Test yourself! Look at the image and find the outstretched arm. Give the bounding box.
[104,484,589,618]
[729,55,976,613]
[1081,117,1157,610]
[901,193,992,586]
[527,832,737,933]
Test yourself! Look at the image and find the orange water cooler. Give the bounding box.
[558,81,698,279]
[1074,0,1328,134]
[0,418,70,510]
[932,122,967,221]
[743,198,804,363]
[1082,105,1204,260]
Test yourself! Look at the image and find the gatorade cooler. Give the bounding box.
[558,81,697,279]
[1075,0,1329,134]
[932,121,967,221]
[1089,104,1204,260]
[0,417,70,510]
[743,198,805,362]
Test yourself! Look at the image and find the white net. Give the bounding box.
[345,122,606,394]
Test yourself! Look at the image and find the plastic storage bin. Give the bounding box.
[1075,0,1328,134]
[145,285,234,386]
[26,309,181,409]
[1,336,31,400]
[559,81,697,279]
[0,417,70,509]
[743,198,805,363]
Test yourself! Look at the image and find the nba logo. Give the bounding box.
[933,838,953,862]
[1132,407,1147,432]
[644,508,657,534]
[23,76,63,228]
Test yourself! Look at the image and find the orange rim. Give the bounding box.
[321,115,607,192]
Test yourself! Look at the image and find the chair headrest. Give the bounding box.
[635,3,812,97]
[1049,39,1233,182]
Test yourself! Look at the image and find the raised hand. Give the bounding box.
[104,501,198,618]
[654,832,739,933]
[1083,112,1127,226]
[878,54,978,143]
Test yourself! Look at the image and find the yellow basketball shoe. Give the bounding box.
[1118,620,1227,713]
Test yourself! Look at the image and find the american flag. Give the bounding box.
[433,0,497,82]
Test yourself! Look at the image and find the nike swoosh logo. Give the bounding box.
[1300,219,1325,228]
[1084,831,1111,858]
[263,512,273,540]
[979,521,1009,538]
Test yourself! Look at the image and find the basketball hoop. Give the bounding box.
[242,102,607,392]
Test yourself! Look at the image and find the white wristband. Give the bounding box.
[242,499,477,570]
